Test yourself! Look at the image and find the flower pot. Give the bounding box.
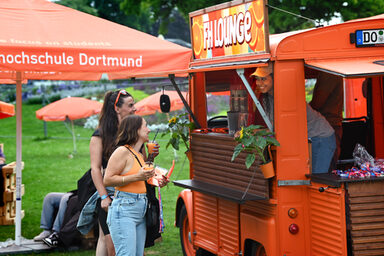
[260,161,275,178]
[185,150,193,163]
[260,145,275,178]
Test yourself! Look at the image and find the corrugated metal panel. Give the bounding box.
[191,133,269,199]
[194,192,241,255]
[348,181,384,256]
[194,192,219,252]
[242,200,276,217]
[218,199,239,256]
[308,187,346,256]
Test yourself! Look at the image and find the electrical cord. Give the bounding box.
[266,4,323,28]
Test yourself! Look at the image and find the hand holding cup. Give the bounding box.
[141,162,155,180]
[146,141,160,162]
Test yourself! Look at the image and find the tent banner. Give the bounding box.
[190,0,269,60]
[0,48,191,79]
[1,48,147,72]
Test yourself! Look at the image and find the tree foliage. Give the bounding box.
[120,0,384,35]
[57,0,384,38]
[56,0,157,35]
[268,0,384,33]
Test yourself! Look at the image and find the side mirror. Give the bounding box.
[160,94,171,113]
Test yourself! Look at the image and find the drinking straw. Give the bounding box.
[152,129,159,142]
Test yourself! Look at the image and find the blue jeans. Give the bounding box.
[107,191,147,256]
[311,133,336,174]
[40,192,72,232]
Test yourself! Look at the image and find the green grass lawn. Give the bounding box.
[0,104,188,255]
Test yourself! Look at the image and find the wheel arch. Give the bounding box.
[175,189,193,228]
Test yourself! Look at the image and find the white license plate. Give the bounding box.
[356,29,384,47]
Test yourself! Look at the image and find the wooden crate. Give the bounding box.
[0,161,25,225]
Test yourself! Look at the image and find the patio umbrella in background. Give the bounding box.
[0,101,15,119]
[135,91,187,116]
[36,97,102,154]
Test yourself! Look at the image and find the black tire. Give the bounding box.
[179,205,196,256]
[250,242,266,256]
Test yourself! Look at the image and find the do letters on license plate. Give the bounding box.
[356,29,384,47]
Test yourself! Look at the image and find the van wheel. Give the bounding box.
[179,205,196,256]
[251,243,266,256]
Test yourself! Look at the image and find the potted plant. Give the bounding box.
[231,125,280,178]
[162,113,195,162]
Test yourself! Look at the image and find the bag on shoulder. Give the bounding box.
[145,181,160,228]
[146,197,160,228]
[77,168,96,210]
[144,183,161,248]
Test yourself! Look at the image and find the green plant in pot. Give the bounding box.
[231,125,280,178]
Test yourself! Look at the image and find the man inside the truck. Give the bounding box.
[310,72,343,171]
[251,64,336,173]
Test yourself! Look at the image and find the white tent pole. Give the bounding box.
[15,71,22,245]
[71,120,77,154]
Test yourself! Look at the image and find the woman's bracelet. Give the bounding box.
[122,176,125,184]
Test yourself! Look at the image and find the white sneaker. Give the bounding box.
[33,230,52,241]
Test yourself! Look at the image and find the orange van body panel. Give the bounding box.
[176,189,194,241]
[344,78,367,118]
[190,72,207,133]
[240,210,277,256]
[274,60,310,180]
[270,16,384,61]
[307,183,347,256]
[371,77,384,158]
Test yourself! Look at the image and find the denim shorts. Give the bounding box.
[107,190,147,256]
[311,133,336,174]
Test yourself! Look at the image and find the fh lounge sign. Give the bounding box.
[190,0,269,60]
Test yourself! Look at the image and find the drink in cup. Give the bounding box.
[143,162,155,172]
[146,142,156,154]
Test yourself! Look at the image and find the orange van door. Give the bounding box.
[307,183,348,256]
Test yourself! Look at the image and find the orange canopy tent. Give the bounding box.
[135,91,187,116]
[0,0,191,80]
[0,101,15,119]
[0,0,191,245]
[36,97,102,154]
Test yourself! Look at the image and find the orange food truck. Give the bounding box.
[171,1,384,255]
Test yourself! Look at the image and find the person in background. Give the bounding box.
[89,90,137,256]
[33,192,73,243]
[103,115,167,256]
[310,72,344,171]
[0,145,5,166]
[251,64,336,173]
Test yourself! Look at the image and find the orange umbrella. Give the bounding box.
[36,97,102,121]
[36,97,102,154]
[0,101,15,119]
[135,91,187,116]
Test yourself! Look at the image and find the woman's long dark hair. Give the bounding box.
[115,115,143,147]
[98,90,132,160]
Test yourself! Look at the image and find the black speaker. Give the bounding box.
[160,94,171,113]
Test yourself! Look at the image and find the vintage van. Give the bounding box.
[172,1,384,255]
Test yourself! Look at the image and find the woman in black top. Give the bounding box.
[90,90,136,256]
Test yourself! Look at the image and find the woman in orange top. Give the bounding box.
[103,115,164,256]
